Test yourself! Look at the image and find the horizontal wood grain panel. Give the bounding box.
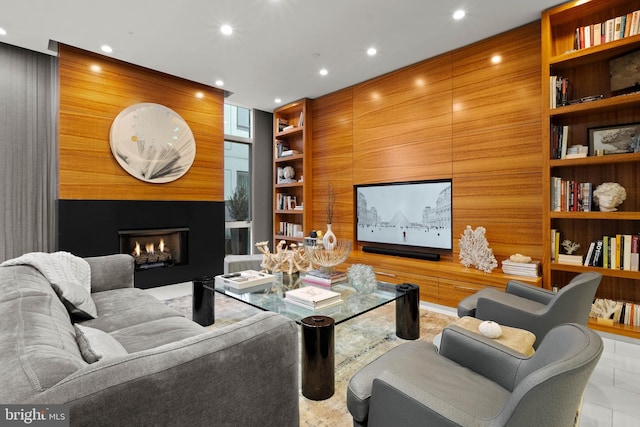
[58,45,223,201]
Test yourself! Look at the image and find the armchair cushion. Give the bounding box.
[348,340,511,425]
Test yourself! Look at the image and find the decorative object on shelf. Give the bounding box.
[509,253,532,263]
[593,182,627,212]
[255,240,312,275]
[588,123,640,155]
[304,239,352,275]
[458,225,498,273]
[323,183,337,250]
[110,103,196,183]
[346,264,377,294]
[561,239,580,255]
[283,166,295,180]
[478,320,502,339]
[227,185,249,221]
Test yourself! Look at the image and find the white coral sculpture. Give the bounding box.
[458,225,498,273]
[255,240,312,275]
[561,239,580,255]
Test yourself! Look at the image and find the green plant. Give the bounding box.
[227,185,249,221]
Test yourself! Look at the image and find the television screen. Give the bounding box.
[356,180,452,250]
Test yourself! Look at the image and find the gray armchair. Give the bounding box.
[457,272,601,347]
[347,323,603,427]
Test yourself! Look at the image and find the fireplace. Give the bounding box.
[119,227,188,270]
[57,200,224,288]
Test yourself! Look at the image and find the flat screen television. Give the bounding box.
[355,179,452,252]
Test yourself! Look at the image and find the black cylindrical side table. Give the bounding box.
[301,315,335,400]
[192,276,215,326]
[396,283,420,340]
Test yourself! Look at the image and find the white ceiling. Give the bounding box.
[1,0,561,112]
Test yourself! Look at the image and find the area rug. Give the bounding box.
[163,292,456,426]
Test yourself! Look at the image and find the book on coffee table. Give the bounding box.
[284,286,342,309]
[214,270,275,289]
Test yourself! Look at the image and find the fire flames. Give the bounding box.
[132,239,171,265]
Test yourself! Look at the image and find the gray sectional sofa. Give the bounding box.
[0,253,299,426]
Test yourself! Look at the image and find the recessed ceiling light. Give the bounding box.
[319,68,328,76]
[367,47,377,56]
[220,25,233,35]
[0,28,7,36]
[101,45,113,53]
[215,80,224,86]
[90,64,101,72]
[453,10,465,20]
[195,92,204,99]
[275,98,282,104]
[491,55,502,64]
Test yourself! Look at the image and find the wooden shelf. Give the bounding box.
[273,99,311,247]
[275,154,304,163]
[542,0,640,338]
[589,318,640,339]
[549,211,640,220]
[550,152,640,167]
[549,92,640,118]
[275,125,304,138]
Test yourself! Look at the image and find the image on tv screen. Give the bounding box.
[356,180,452,250]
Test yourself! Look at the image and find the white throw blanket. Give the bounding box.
[1,251,91,292]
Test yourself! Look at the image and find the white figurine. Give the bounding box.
[593,182,626,212]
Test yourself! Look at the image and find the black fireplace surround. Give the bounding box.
[57,200,224,288]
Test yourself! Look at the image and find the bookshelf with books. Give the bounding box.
[542,0,640,338]
[273,99,312,246]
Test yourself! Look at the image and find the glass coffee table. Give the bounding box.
[210,274,420,400]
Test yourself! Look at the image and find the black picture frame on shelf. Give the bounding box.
[588,123,640,156]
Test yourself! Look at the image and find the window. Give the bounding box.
[224,104,253,255]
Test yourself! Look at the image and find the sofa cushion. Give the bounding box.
[74,324,128,363]
[108,317,206,352]
[81,288,185,333]
[0,266,87,402]
[52,280,97,319]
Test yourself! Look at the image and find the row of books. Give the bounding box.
[278,221,303,238]
[302,269,347,286]
[583,234,640,271]
[550,177,592,212]
[550,125,589,159]
[549,76,571,109]
[592,298,640,327]
[276,193,301,210]
[574,10,640,51]
[501,260,541,278]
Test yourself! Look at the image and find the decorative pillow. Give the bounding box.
[74,324,128,364]
[51,281,98,319]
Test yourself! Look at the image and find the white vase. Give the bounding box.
[323,224,337,250]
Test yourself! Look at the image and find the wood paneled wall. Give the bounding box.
[58,45,224,201]
[311,22,543,263]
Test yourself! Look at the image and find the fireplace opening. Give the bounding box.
[118,227,189,270]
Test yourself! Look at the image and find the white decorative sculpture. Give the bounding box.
[479,320,502,339]
[458,225,498,273]
[593,182,626,212]
[254,241,312,275]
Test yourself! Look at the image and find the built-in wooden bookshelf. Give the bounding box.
[273,99,312,246]
[541,0,640,339]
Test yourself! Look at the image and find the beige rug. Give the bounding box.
[164,293,456,426]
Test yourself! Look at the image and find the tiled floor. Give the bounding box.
[146,282,640,426]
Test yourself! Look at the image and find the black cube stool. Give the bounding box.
[301,315,335,400]
[396,283,420,340]
[192,276,215,326]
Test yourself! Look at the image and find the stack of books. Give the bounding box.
[501,260,541,278]
[284,286,342,311]
[214,270,275,290]
[302,269,347,287]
